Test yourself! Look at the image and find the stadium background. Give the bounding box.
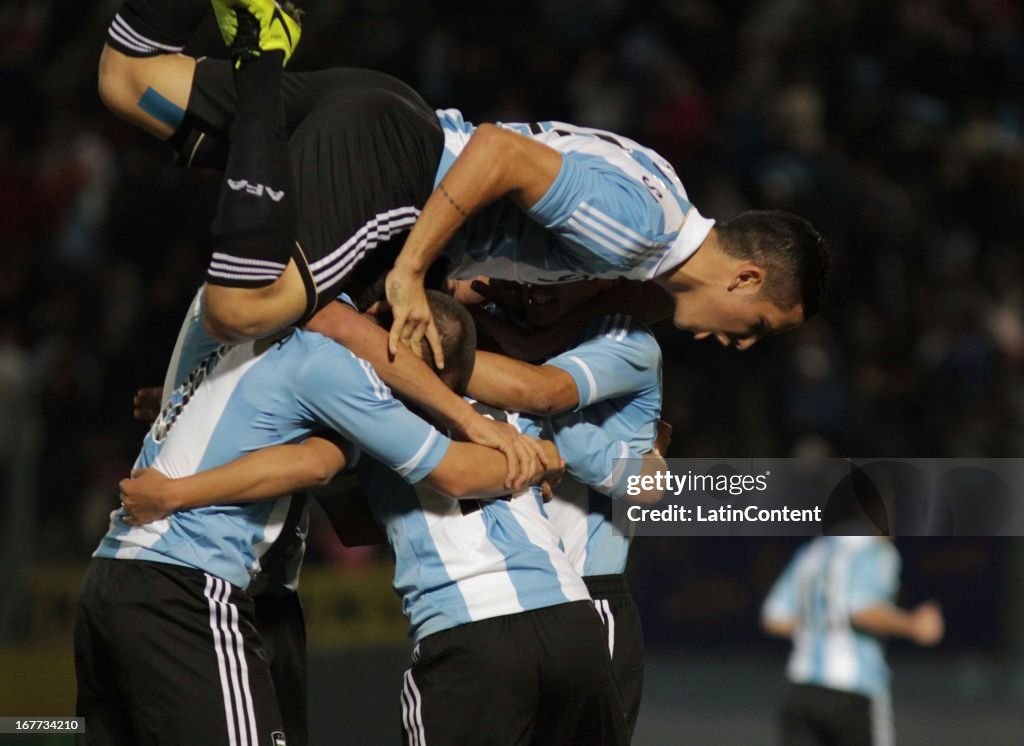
[1,0,1023,743]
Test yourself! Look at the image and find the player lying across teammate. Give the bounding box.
[97,0,830,366]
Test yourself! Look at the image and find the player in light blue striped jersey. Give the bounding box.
[762,537,944,746]
[387,110,828,367]
[462,278,669,740]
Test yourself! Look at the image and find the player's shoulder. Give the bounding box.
[580,313,660,358]
[289,329,378,386]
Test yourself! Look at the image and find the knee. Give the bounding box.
[202,292,267,343]
[202,280,304,343]
[97,45,140,120]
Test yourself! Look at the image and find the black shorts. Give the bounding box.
[75,558,285,746]
[402,601,628,746]
[105,0,208,57]
[191,62,445,314]
[781,683,894,746]
[253,592,307,746]
[585,574,645,740]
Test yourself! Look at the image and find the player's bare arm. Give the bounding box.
[120,435,563,525]
[761,616,798,638]
[468,351,580,416]
[851,601,945,646]
[120,434,349,524]
[305,301,550,489]
[386,125,562,366]
[429,437,563,499]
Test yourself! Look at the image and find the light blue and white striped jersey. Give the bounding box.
[435,109,715,284]
[159,288,310,594]
[363,405,589,643]
[94,327,451,590]
[542,314,663,576]
[762,536,901,698]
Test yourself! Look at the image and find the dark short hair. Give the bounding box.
[421,290,477,395]
[716,210,830,319]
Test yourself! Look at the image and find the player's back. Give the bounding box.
[364,407,589,643]
[782,536,898,698]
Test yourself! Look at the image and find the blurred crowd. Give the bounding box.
[2,0,1023,561]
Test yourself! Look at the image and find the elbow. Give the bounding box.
[762,617,794,638]
[630,487,665,505]
[525,377,577,417]
[98,45,133,119]
[305,462,337,489]
[427,476,469,501]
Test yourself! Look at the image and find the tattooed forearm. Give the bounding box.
[439,183,469,218]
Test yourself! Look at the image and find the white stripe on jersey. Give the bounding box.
[394,429,441,479]
[357,358,389,401]
[414,486,523,620]
[568,215,639,261]
[310,207,421,292]
[575,203,653,259]
[823,540,859,690]
[506,491,586,603]
[109,14,185,53]
[788,539,828,683]
[110,346,264,556]
[596,440,631,493]
[565,355,598,407]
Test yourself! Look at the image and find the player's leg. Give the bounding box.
[201,4,306,341]
[586,576,646,740]
[80,559,284,746]
[531,601,630,745]
[401,617,539,745]
[254,592,309,746]
[204,72,443,340]
[98,0,208,139]
[75,561,135,746]
[780,683,841,746]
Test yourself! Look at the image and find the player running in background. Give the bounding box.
[761,536,945,746]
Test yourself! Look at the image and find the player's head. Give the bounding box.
[420,290,477,395]
[657,210,829,349]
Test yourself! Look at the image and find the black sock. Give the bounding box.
[235,50,286,128]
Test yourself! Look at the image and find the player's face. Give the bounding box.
[672,291,804,350]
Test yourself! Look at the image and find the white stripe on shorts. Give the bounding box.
[205,575,259,746]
